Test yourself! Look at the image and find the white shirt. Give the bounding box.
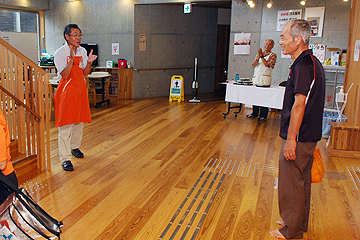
[54,42,88,79]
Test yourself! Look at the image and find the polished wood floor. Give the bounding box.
[18,94,360,240]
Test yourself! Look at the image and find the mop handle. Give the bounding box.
[194,58,197,82]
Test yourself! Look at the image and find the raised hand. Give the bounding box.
[69,47,75,62]
[88,49,98,63]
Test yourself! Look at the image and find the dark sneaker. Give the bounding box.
[62,160,74,171]
[258,117,267,121]
[71,148,84,158]
[246,114,258,118]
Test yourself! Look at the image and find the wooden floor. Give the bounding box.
[18,94,360,240]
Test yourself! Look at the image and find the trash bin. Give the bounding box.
[322,109,346,138]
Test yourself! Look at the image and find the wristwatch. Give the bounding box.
[260,55,265,58]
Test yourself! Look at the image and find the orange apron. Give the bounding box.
[54,55,91,127]
[0,109,14,176]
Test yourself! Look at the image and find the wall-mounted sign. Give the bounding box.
[277,9,302,31]
[139,34,146,52]
[305,7,325,37]
[112,43,119,55]
[234,33,251,55]
[309,44,326,62]
[184,3,191,14]
[1,36,9,43]
[354,40,360,62]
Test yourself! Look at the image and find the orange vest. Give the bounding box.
[54,55,92,127]
[0,109,14,176]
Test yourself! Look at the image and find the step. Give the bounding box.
[10,139,19,160]
[13,155,40,184]
[10,139,40,183]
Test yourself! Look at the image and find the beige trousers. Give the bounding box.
[58,122,84,162]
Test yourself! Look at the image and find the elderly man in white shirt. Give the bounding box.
[54,24,97,171]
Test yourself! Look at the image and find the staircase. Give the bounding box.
[1,37,51,178]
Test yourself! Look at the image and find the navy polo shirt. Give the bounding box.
[280,49,325,142]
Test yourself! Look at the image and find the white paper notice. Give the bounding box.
[354,40,360,62]
[277,9,302,32]
[2,36,10,43]
[139,34,146,52]
[112,43,119,55]
[309,44,326,62]
[234,33,251,55]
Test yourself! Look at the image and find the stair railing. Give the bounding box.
[0,37,51,171]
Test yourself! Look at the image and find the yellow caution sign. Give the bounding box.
[169,75,184,102]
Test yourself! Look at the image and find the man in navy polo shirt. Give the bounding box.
[269,20,325,239]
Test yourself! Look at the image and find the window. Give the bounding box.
[0,9,16,31]
[0,8,38,33]
[20,11,38,33]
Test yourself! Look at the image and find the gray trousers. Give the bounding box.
[278,139,317,239]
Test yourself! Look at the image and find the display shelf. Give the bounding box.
[91,67,133,99]
[40,66,133,100]
[323,65,345,108]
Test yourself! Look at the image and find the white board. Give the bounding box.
[0,31,39,64]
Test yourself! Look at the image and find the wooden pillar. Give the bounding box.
[344,0,360,124]
[39,10,46,53]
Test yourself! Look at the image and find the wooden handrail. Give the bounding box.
[0,38,44,73]
[134,66,216,71]
[1,37,51,170]
[0,85,42,121]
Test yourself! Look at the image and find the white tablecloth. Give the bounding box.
[225,83,286,109]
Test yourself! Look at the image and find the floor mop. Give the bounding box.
[189,58,200,103]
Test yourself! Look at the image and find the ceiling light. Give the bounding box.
[246,0,255,8]
[267,0,273,8]
[300,0,306,5]
[343,0,348,2]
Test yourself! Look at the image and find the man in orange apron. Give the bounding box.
[54,24,97,171]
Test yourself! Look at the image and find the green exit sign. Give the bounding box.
[184,3,191,14]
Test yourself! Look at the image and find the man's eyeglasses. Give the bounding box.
[69,34,83,38]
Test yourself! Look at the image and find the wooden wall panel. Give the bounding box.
[344,0,360,124]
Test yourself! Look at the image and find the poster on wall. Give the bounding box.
[112,43,119,55]
[309,44,326,62]
[354,40,360,62]
[234,33,251,55]
[305,7,325,37]
[139,34,146,52]
[1,36,9,43]
[277,9,302,31]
